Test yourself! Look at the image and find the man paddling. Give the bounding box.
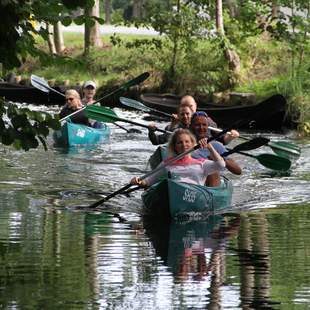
[180,95,240,145]
[81,80,103,128]
[190,111,242,186]
[82,80,97,105]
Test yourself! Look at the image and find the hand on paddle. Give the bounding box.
[130,176,147,188]
[222,129,240,144]
[148,122,158,132]
[198,138,225,162]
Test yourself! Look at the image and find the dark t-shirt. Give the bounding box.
[59,106,90,126]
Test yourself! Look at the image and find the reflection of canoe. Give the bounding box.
[144,215,240,277]
[140,93,292,130]
[53,121,110,147]
[142,177,233,222]
[0,82,64,105]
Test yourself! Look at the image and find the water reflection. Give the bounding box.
[144,216,241,305]
[1,106,310,308]
[236,213,280,309]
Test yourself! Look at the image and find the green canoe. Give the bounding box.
[53,121,111,147]
[142,177,233,222]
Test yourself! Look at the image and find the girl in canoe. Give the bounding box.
[131,128,226,187]
[59,89,90,126]
[148,105,192,145]
[190,111,242,186]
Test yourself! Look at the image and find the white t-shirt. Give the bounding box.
[146,156,225,186]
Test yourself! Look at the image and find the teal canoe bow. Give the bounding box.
[142,177,233,222]
[149,145,168,170]
[53,121,111,147]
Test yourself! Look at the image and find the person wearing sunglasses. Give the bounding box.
[148,105,192,145]
[190,112,242,186]
[180,96,239,145]
[59,89,90,126]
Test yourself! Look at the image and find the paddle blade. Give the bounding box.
[30,74,50,93]
[85,105,119,123]
[269,141,301,158]
[257,154,291,171]
[233,137,270,153]
[123,72,150,89]
[119,97,152,112]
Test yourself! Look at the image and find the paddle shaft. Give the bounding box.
[32,73,150,124]
[116,117,168,133]
[61,105,135,132]
[209,126,300,156]
[32,78,65,97]
[29,79,85,123]
[86,108,169,133]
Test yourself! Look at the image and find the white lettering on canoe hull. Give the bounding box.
[76,129,86,138]
[183,189,197,203]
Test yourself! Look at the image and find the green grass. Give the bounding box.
[17,31,310,136]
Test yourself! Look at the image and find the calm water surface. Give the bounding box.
[0,108,310,309]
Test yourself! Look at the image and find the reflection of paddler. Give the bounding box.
[169,215,241,281]
[178,238,208,281]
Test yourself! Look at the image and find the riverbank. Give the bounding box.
[6,30,310,136]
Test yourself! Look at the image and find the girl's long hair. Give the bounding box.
[167,128,197,157]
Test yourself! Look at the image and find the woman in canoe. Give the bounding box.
[190,111,242,186]
[59,89,90,126]
[131,128,226,187]
[148,105,192,145]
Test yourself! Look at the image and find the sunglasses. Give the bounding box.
[192,111,208,117]
[66,97,75,102]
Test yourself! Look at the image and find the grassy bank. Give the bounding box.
[17,31,310,136]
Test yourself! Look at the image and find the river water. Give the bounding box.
[0,107,309,309]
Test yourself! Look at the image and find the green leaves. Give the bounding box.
[0,97,60,151]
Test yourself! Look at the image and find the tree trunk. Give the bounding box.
[224,0,238,18]
[132,0,143,19]
[53,21,65,54]
[104,0,111,24]
[47,23,56,55]
[216,0,241,79]
[84,0,103,55]
[271,0,279,18]
[216,0,224,35]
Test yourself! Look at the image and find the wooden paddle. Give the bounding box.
[88,131,268,208]
[30,73,149,133]
[119,96,301,158]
